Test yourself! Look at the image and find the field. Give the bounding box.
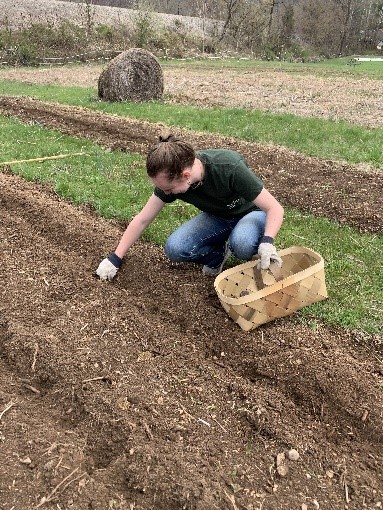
[1,0,207,32]
[1,63,382,128]
[0,58,382,510]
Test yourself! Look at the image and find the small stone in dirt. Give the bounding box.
[287,448,300,461]
[277,464,288,477]
[276,452,288,476]
[19,456,31,464]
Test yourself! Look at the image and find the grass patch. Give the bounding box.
[0,79,382,169]
[279,210,382,334]
[1,114,382,335]
[0,115,149,219]
[162,55,383,78]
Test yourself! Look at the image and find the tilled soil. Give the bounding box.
[0,92,382,510]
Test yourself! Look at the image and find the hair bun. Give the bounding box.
[159,133,178,143]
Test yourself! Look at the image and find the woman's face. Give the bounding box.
[151,170,191,195]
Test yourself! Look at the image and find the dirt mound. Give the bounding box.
[0,152,382,506]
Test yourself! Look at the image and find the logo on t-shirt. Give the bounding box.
[227,198,241,209]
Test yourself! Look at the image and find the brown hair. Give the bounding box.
[146,133,195,181]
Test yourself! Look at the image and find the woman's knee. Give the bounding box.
[230,237,257,260]
[164,235,181,260]
[230,211,266,260]
[164,233,193,261]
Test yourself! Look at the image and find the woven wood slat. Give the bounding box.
[214,246,328,331]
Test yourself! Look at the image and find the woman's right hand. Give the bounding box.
[96,253,122,281]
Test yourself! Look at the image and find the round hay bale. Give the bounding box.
[98,48,164,102]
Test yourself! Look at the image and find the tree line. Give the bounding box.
[49,0,383,57]
[63,0,383,57]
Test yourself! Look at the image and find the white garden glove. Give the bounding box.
[96,252,122,281]
[257,237,282,270]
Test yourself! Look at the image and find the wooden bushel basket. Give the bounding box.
[214,246,328,331]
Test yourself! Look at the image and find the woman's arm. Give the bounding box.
[252,187,284,239]
[252,188,284,269]
[96,194,165,280]
[115,194,165,258]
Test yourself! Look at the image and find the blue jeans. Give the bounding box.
[164,210,267,269]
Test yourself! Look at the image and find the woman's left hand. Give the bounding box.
[257,242,282,270]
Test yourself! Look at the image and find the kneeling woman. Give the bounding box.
[96,134,284,280]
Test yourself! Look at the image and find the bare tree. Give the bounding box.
[295,0,341,54]
[267,0,281,39]
[194,0,208,51]
[216,0,242,42]
[333,0,359,54]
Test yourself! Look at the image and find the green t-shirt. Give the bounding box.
[153,149,264,219]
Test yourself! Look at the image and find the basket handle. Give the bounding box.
[267,263,284,281]
[253,261,283,289]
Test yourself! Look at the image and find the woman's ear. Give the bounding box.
[182,169,191,181]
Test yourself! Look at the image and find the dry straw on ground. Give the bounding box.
[98,48,164,102]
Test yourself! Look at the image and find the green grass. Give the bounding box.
[162,55,383,78]
[160,55,383,77]
[0,116,149,219]
[279,211,382,334]
[307,55,383,77]
[0,79,382,169]
[1,114,382,335]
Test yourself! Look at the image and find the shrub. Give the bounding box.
[95,23,115,43]
[131,10,156,49]
[15,43,39,65]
